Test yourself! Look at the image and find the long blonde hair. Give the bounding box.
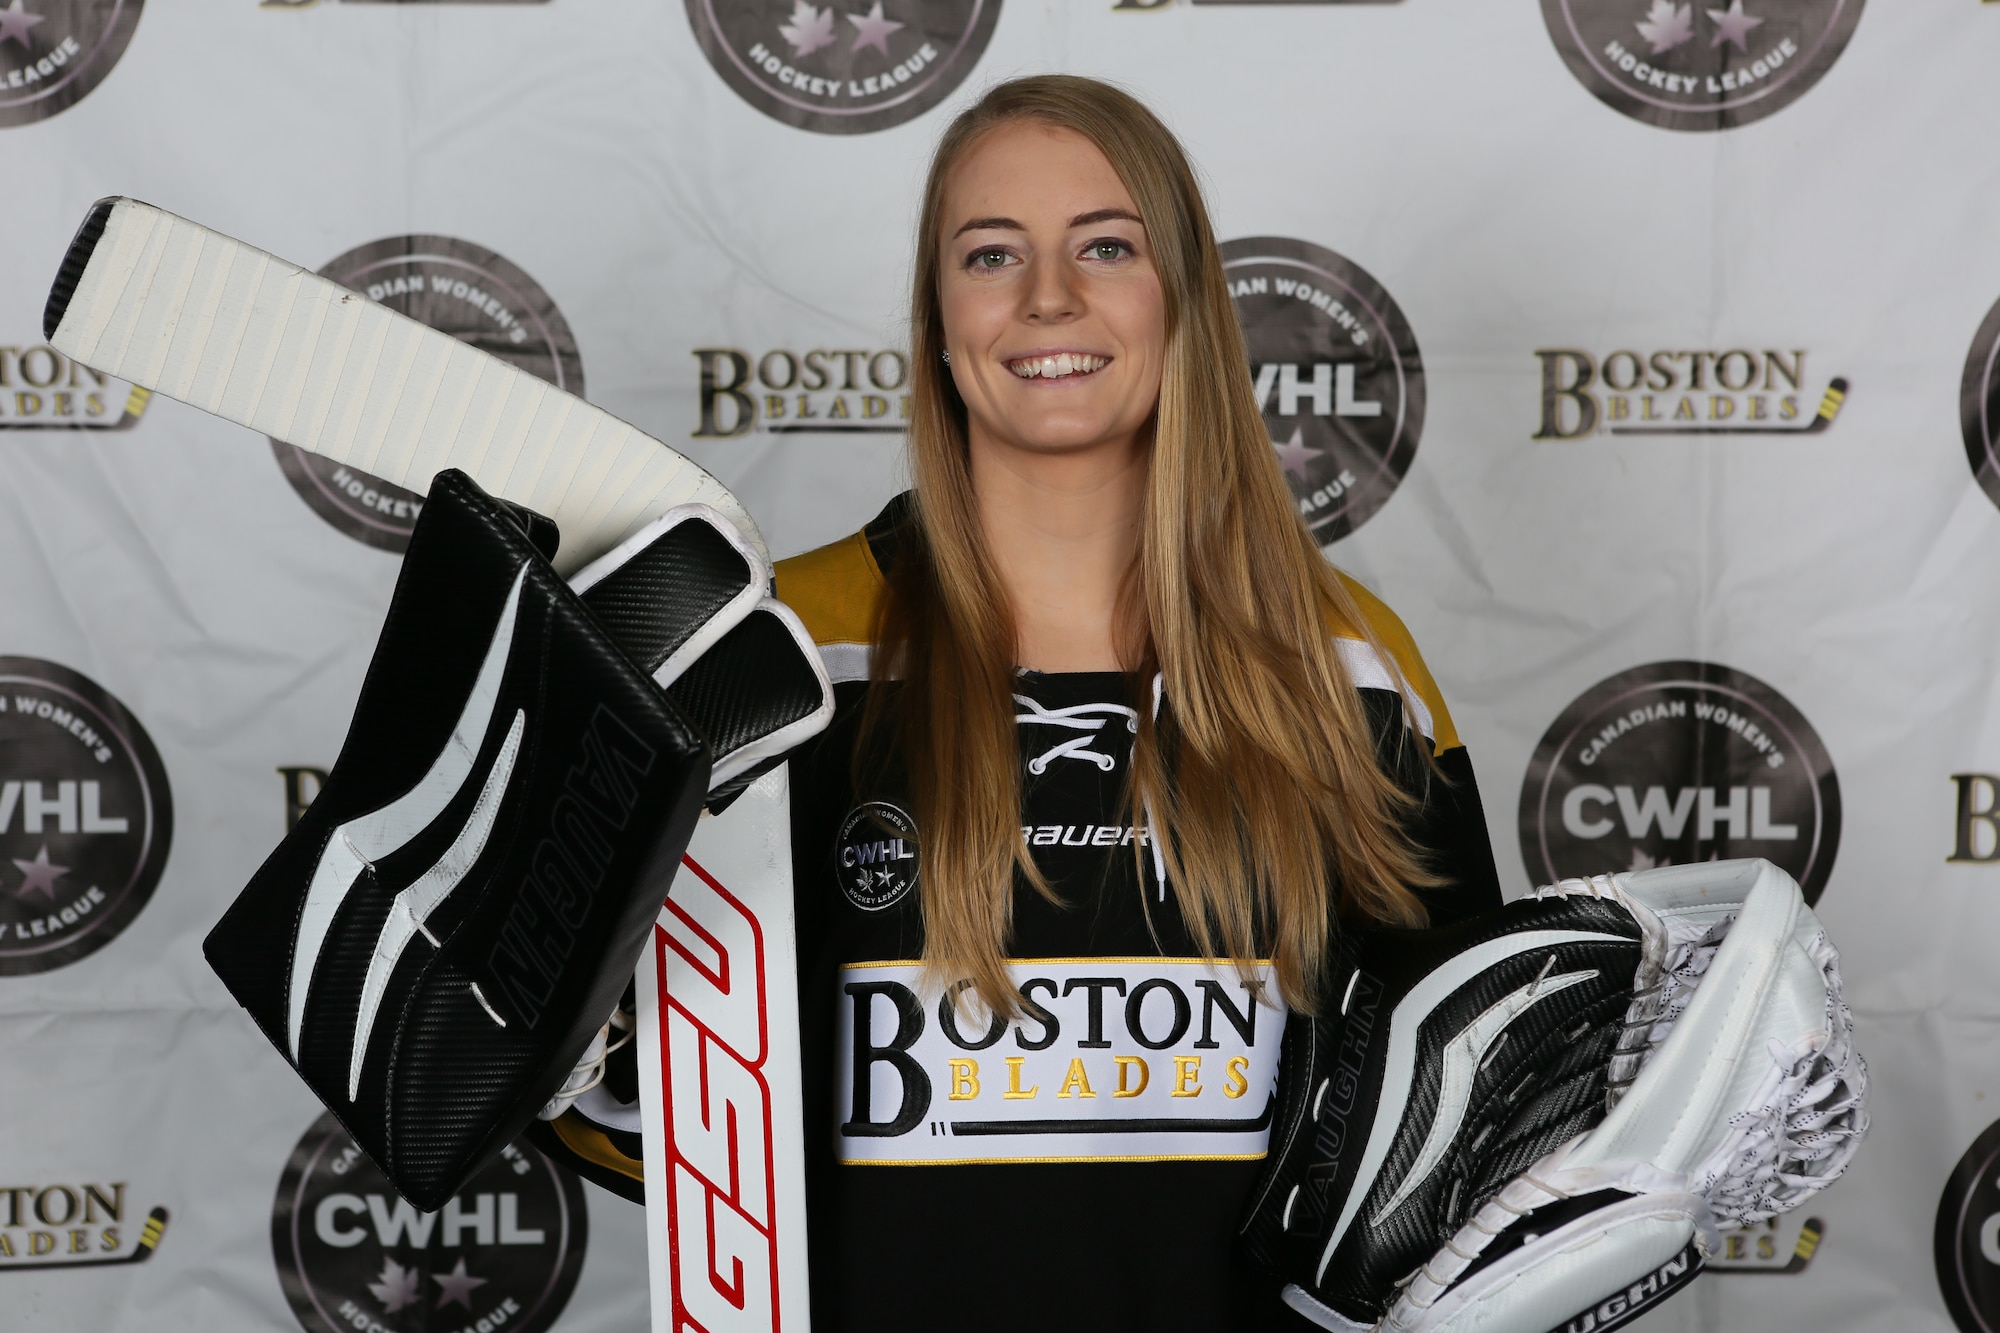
[874,74,1434,1018]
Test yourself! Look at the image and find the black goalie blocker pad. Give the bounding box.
[1241,892,1648,1328]
[205,470,828,1210]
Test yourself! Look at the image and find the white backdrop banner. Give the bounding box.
[1,2,1997,1331]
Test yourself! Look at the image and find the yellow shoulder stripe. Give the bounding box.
[772,532,1462,752]
[549,1113,644,1185]
[1330,572,1462,754]
[774,528,885,647]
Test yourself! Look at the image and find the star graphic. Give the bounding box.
[0,0,44,48]
[846,1,904,58]
[11,845,68,902]
[872,867,897,889]
[1706,0,1764,52]
[432,1256,489,1311]
[1270,426,1321,482]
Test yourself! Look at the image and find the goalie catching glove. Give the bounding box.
[204,469,831,1211]
[1242,858,1867,1333]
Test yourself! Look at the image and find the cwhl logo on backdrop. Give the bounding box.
[1532,347,1848,439]
[271,1113,586,1333]
[685,0,1002,135]
[1519,660,1841,904]
[693,345,911,437]
[0,0,144,127]
[1935,1116,2000,1333]
[1958,293,2000,518]
[0,658,171,976]
[1540,0,1865,132]
[1222,238,1423,546]
[836,958,1286,1164]
[270,237,583,553]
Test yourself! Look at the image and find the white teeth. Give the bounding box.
[1009,353,1107,379]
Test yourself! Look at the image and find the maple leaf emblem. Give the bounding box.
[367,1257,424,1314]
[777,0,838,57]
[1634,0,1695,54]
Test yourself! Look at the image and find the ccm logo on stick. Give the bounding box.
[658,858,780,1333]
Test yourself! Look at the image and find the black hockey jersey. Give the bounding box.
[536,495,1503,1331]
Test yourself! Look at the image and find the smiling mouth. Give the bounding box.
[1005,352,1110,380]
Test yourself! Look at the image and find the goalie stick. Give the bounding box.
[44,198,813,1333]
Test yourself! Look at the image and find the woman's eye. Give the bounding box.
[970,248,1011,270]
[1086,240,1131,262]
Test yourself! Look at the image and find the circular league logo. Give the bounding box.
[1959,295,2000,516]
[0,0,144,128]
[1519,661,1840,904]
[271,1113,587,1333]
[0,657,171,974]
[685,0,1001,135]
[1221,237,1424,545]
[836,801,919,911]
[1540,0,1864,132]
[272,236,584,553]
[1938,1117,2000,1333]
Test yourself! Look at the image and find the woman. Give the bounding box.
[542,75,1502,1330]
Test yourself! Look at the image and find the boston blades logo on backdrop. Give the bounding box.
[1222,238,1423,546]
[1520,660,1841,904]
[271,237,584,552]
[685,0,1002,135]
[1540,0,1864,132]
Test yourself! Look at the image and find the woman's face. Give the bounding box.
[937,120,1167,464]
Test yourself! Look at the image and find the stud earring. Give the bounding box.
[941,350,951,363]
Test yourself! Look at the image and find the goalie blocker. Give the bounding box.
[204,469,830,1211]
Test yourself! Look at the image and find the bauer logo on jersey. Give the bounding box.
[684,0,1001,135]
[270,236,584,553]
[836,958,1285,1165]
[1958,294,2000,517]
[1935,1116,2000,1333]
[1540,0,1863,132]
[837,801,919,911]
[1519,660,1840,904]
[1532,347,1847,439]
[0,658,171,976]
[1221,237,1422,545]
[0,341,149,430]
[0,0,143,128]
[271,1113,586,1333]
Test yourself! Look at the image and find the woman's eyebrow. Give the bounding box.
[952,215,1022,238]
[950,207,1144,239]
[1068,208,1142,229]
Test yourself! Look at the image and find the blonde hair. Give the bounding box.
[873,74,1433,1018]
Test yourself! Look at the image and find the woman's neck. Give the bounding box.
[968,433,1147,673]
